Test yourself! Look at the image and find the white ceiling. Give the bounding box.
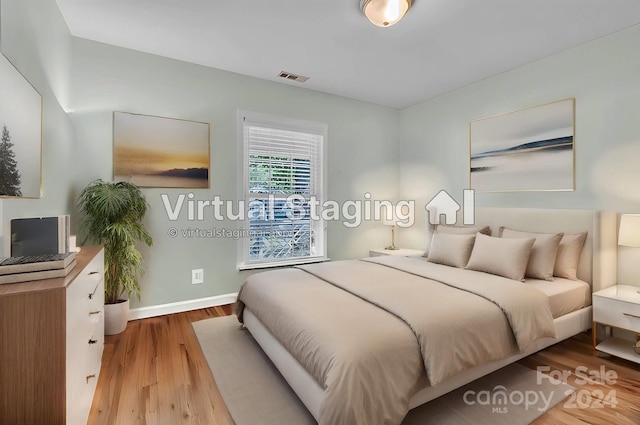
[54,0,640,109]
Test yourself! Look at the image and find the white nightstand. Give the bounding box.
[592,285,640,363]
[369,248,424,257]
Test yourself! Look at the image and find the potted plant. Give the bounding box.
[77,179,153,335]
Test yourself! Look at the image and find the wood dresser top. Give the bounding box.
[0,245,103,296]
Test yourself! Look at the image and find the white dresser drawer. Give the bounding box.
[592,285,640,365]
[65,248,104,425]
[67,356,100,425]
[593,292,640,333]
[67,282,102,332]
[67,328,102,398]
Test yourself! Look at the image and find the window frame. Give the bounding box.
[237,110,328,270]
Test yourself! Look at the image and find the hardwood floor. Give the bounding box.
[88,306,235,425]
[525,335,640,425]
[88,306,640,425]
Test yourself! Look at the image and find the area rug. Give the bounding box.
[193,316,574,425]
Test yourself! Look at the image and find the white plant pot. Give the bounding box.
[104,299,130,335]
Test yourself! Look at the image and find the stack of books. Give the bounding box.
[0,252,77,284]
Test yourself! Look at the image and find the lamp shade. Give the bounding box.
[383,206,397,226]
[361,0,413,27]
[618,214,640,247]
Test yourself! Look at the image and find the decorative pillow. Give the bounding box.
[466,233,535,281]
[427,232,476,268]
[424,224,490,257]
[436,224,491,236]
[554,232,588,280]
[499,227,563,281]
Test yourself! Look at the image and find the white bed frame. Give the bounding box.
[243,208,618,421]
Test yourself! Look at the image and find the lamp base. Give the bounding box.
[385,245,399,250]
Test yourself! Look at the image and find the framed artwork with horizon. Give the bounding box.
[0,53,42,198]
[469,98,575,192]
[113,111,210,188]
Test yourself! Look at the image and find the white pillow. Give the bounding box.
[466,233,535,281]
[427,232,476,268]
[499,228,563,281]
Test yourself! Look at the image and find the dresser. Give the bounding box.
[0,246,104,425]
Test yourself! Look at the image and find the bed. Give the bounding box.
[236,208,618,425]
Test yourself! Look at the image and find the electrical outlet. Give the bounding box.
[192,268,204,284]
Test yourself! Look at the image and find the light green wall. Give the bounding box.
[68,38,400,308]
[0,0,75,257]
[6,0,640,305]
[399,24,640,251]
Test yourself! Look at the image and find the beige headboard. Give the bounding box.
[427,208,618,292]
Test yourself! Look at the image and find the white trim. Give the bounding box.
[128,293,238,320]
[236,109,329,269]
[237,256,329,271]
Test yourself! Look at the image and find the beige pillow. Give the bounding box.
[427,232,476,268]
[436,224,491,236]
[554,232,587,280]
[499,228,563,281]
[466,233,535,281]
[424,224,490,257]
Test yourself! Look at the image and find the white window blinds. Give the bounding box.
[246,126,321,196]
[239,112,326,269]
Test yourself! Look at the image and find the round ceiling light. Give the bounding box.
[360,0,413,27]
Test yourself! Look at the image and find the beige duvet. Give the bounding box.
[236,256,556,425]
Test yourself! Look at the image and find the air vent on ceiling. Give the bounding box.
[277,71,310,83]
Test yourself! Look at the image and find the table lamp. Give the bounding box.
[618,214,640,248]
[383,211,399,250]
[617,213,640,354]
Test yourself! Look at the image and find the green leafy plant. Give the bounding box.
[77,179,153,305]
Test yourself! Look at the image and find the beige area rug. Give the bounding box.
[193,316,574,425]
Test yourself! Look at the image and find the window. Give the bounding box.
[238,111,327,269]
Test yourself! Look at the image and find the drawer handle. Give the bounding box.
[88,339,98,344]
[623,313,640,320]
[89,310,101,316]
[86,374,96,383]
[89,281,100,300]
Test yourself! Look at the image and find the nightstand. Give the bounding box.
[369,248,424,257]
[592,285,640,363]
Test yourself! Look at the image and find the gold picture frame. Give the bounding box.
[469,98,575,192]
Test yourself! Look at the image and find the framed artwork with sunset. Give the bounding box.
[113,112,210,188]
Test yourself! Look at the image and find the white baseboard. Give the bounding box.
[129,293,238,321]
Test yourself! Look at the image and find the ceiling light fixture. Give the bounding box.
[360,0,413,27]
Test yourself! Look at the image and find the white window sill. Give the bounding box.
[237,256,329,271]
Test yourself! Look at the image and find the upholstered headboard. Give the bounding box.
[426,208,618,292]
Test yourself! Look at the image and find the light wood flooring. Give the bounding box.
[88,306,640,425]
